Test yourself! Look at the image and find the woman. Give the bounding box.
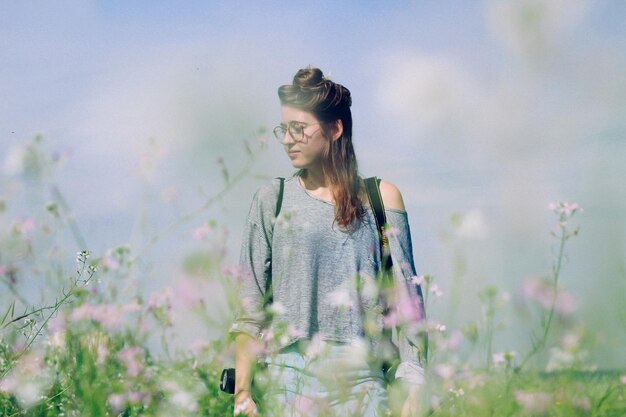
[229,67,426,417]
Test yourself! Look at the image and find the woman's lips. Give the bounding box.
[288,150,300,157]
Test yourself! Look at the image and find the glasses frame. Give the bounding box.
[273,121,323,143]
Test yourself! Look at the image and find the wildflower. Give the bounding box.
[176,277,205,309]
[448,387,464,397]
[102,254,120,271]
[287,324,306,338]
[522,277,578,314]
[304,332,325,360]
[223,264,243,281]
[620,375,626,384]
[385,226,401,237]
[411,275,425,285]
[359,273,379,300]
[11,217,36,235]
[328,287,354,309]
[147,287,173,310]
[514,390,552,414]
[294,394,319,415]
[0,350,51,408]
[117,347,145,377]
[69,303,124,330]
[561,332,581,351]
[107,393,126,412]
[454,209,489,240]
[268,301,287,315]
[96,343,109,365]
[434,364,455,380]
[384,291,423,329]
[438,330,463,351]
[191,223,212,240]
[492,350,517,367]
[171,391,197,412]
[430,283,444,297]
[548,201,583,217]
[2,144,26,175]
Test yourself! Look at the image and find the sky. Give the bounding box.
[1,0,625,366]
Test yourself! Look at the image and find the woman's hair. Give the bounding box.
[278,67,364,229]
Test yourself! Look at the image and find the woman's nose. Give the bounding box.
[281,129,296,145]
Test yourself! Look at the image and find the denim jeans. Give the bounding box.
[258,339,390,417]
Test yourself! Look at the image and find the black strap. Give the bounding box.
[264,177,285,309]
[275,177,285,217]
[364,177,392,272]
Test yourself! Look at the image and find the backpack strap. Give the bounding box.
[364,177,392,271]
[275,177,285,217]
[263,177,285,309]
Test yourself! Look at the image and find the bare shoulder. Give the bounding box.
[379,179,406,211]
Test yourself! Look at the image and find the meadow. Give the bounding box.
[1,136,624,417]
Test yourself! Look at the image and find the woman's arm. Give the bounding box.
[379,179,427,381]
[379,179,406,211]
[233,333,261,416]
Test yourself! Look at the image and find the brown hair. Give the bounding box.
[278,67,364,229]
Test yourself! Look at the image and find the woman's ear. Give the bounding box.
[330,119,343,142]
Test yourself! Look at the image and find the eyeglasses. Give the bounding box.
[273,121,323,143]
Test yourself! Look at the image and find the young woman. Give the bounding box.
[229,67,426,417]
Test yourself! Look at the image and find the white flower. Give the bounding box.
[268,301,286,315]
[328,287,354,309]
[455,209,489,240]
[434,364,454,380]
[430,284,444,298]
[2,145,26,175]
[411,275,425,285]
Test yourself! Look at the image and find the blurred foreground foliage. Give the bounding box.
[0,136,624,416]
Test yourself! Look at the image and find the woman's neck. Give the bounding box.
[300,169,336,202]
[301,168,328,190]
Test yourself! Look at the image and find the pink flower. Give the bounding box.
[287,324,306,339]
[175,277,204,309]
[69,303,125,329]
[514,390,552,414]
[294,394,319,415]
[107,393,125,412]
[191,224,212,240]
[385,226,401,237]
[548,201,582,217]
[522,277,578,314]
[383,294,422,327]
[411,275,425,285]
[117,347,144,377]
[434,364,454,380]
[223,264,243,281]
[429,283,443,297]
[147,288,173,310]
[102,255,120,271]
[12,217,36,235]
[0,264,7,276]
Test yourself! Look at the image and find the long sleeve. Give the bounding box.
[228,180,281,340]
[385,209,427,385]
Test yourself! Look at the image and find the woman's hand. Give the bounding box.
[234,390,259,416]
[400,384,422,417]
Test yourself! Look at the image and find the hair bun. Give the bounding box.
[293,66,325,88]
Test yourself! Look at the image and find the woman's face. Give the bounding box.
[279,106,328,171]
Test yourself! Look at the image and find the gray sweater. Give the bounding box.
[229,176,426,384]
